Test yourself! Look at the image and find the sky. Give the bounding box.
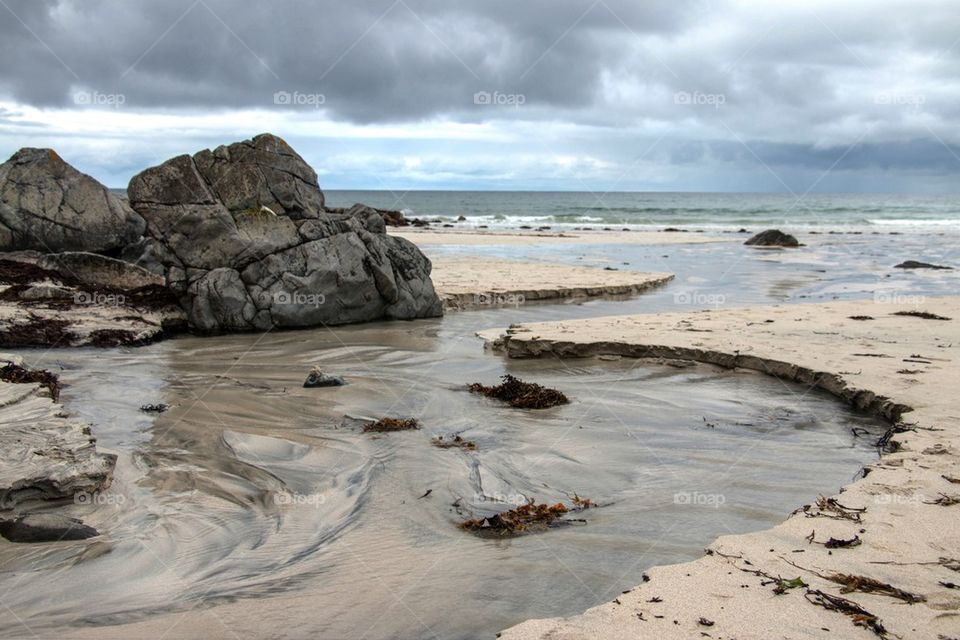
[0,0,958,192]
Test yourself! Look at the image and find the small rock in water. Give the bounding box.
[303,367,345,388]
[0,513,99,543]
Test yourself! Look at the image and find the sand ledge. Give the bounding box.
[481,297,960,640]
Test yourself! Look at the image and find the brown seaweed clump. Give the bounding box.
[432,434,477,450]
[468,374,569,409]
[363,417,420,433]
[459,500,569,536]
[459,497,594,537]
[0,362,61,401]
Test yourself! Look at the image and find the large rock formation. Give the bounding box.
[0,148,145,253]
[127,134,442,332]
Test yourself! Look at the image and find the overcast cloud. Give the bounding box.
[0,0,958,191]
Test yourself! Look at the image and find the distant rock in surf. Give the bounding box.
[744,229,800,247]
[894,260,952,270]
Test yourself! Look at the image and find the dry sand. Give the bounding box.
[478,297,960,640]
[391,228,730,246]
[429,256,673,309]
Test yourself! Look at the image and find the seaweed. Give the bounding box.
[0,362,60,401]
[795,495,866,522]
[431,434,477,450]
[458,500,570,536]
[140,403,168,413]
[458,496,593,537]
[0,315,75,348]
[363,417,420,433]
[827,573,925,603]
[924,493,960,506]
[804,590,888,638]
[892,310,951,321]
[848,315,874,321]
[468,374,569,409]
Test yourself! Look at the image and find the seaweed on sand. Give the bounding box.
[431,434,477,450]
[804,590,889,638]
[468,374,569,409]
[363,417,420,433]
[892,310,951,321]
[458,497,594,537]
[0,362,61,401]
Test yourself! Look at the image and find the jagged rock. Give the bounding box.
[0,355,116,508]
[0,513,99,543]
[0,148,145,253]
[328,203,408,227]
[127,133,442,332]
[744,229,800,247]
[303,366,345,388]
[894,260,952,270]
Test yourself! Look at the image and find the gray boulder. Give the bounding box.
[0,148,145,253]
[127,133,442,332]
[744,229,800,247]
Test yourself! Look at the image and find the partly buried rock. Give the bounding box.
[0,513,99,543]
[0,354,116,508]
[894,260,952,270]
[303,366,345,388]
[0,148,145,253]
[127,133,442,332]
[744,229,800,247]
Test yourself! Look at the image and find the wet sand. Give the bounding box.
[484,297,960,640]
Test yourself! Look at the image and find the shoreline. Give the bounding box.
[390,229,732,246]
[480,297,960,639]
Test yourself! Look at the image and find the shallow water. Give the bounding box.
[1,306,887,639]
[4,230,956,639]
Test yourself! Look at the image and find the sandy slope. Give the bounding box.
[479,297,960,640]
[429,256,673,309]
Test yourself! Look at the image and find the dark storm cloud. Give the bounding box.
[0,0,697,119]
[1,0,959,190]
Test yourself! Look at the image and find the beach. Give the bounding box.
[0,206,957,639]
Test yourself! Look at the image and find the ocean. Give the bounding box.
[324,190,960,233]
